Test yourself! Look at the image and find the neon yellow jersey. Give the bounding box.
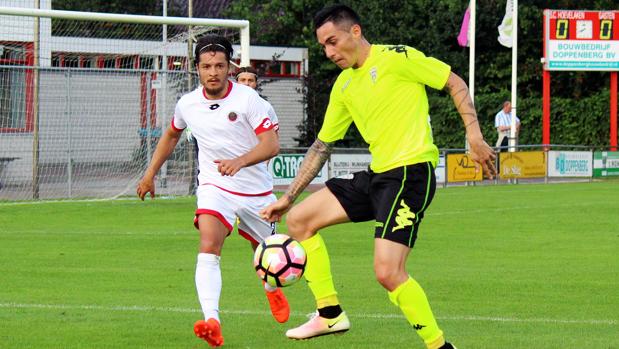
[318,44,451,173]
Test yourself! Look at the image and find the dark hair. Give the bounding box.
[235,66,258,80]
[194,34,233,64]
[313,4,361,31]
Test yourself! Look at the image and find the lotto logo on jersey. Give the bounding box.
[255,118,275,134]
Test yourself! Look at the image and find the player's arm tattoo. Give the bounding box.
[443,73,479,130]
[282,139,333,204]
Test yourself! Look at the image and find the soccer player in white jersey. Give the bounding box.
[136,34,281,347]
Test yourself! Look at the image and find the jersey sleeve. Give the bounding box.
[264,99,279,132]
[398,46,451,90]
[317,74,353,143]
[171,101,187,131]
[247,91,276,135]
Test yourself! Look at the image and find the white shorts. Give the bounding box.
[194,184,277,244]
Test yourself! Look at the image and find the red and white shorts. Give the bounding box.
[194,184,277,244]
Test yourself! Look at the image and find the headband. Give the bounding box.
[198,43,229,55]
[235,71,258,80]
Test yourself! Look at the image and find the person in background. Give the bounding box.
[495,101,520,150]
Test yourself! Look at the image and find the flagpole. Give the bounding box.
[467,0,476,151]
[469,0,475,103]
[509,0,518,152]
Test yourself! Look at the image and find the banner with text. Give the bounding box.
[330,154,446,184]
[330,154,372,178]
[593,151,619,177]
[447,154,483,182]
[547,151,593,177]
[499,151,546,179]
[268,154,328,185]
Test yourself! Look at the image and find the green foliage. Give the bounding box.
[52,0,165,40]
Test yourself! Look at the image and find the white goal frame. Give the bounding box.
[0,6,251,66]
[0,6,250,200]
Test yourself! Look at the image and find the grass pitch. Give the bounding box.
[0,181,618,348]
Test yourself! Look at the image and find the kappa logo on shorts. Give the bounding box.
[392,199,416,232]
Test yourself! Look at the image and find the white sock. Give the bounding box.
[263,282,277,293]
[195,253,222,322]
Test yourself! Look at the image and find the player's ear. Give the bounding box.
[350,24,362,38]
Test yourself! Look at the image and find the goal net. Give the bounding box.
[0,6,249,200]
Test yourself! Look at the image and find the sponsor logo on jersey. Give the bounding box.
[209,103,220,110]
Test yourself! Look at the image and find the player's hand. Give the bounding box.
[214,158,246,176]
[467,137,497,179]
[137,177,156,200]
[260,196,293,223]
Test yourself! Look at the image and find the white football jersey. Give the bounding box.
[172,81,276,195]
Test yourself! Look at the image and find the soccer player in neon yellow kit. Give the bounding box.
[261,4,496,349]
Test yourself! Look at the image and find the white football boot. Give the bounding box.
[286,311,350,339]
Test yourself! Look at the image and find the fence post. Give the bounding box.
[65,69,73,198]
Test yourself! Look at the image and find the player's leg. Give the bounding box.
[373,163,454,349]
[193,187,236,347]
[375,240,447,349]
[236,201,290,323]
[285,172,373,339]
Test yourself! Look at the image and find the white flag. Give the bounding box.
[497,0,513,48]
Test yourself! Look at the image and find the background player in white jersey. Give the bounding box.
[233,65,292,323]
[235,66,279,133]
[136,34,281,347]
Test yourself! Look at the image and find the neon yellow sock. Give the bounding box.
[300,233,339,307]
[388,277,444,349]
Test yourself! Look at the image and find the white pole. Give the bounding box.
[240,25,250,67]
[509,0,518,152]
[160,0,169,188]
[0,6,249,28]
[469,0,476,103]
[466,0,476,151]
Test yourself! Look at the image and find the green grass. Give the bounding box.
[1,181,618,348]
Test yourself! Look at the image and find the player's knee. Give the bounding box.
[286,207,312,240]
[199,240,222,255]
[374,264,405,291]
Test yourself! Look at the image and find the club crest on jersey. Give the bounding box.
[370,67,377,84]
[228,112,238,121]
[209,103,220,110]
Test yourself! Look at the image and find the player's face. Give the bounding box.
[316,21,362,69]
[236,72,257,89]
[196,51,230,98]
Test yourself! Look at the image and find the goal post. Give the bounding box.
[0,6,250,200]
[0,7,251,66]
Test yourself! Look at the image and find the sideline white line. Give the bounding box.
[0,302,615,326]
[0,196,182,207]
